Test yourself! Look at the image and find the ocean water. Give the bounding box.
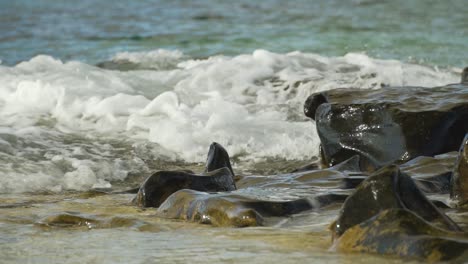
[0,1,466,263]
[0,0,465,192]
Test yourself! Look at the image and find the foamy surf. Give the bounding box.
[0,49,461,193]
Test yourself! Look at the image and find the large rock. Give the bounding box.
[133,142,236,207]
[450,134,468,206]
[333,209,468,262]
[331,165,461,238]
[305,82,468,171]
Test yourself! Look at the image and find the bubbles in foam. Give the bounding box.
[0,49,461,192]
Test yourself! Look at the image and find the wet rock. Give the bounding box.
[133,142,236,208]
[304,92,328,121]
[399,152,457,194]
[306,83,468,171]
[332,165,461,238]
[36,213,157,231]
[462,67,468,84]
[450,134,468,206]
[132,167,236,208]
[338,152,457,195]
[37,213,99,228]
[96,60,141,71]
[333,209,468,262]
[156,189,317,227]
[204,142,234,177]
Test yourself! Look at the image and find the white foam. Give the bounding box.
[0,50,461,192]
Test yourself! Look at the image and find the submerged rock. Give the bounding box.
[305,82,468,171]
[332,165,461,238]
[333,209,468,262]
[238,155,365,192]
[36,213,157,231]
[37,213,99,228]
[399,152,457,194]
[450,134,468,206]
[133,142,236,208]
[334,152,457,199]
[156,189,324,227]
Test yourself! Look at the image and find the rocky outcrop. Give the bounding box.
[305,83,468,171]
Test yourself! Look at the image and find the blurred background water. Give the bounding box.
[1,0,467,67]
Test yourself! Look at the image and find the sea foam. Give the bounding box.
[0,50,460,192]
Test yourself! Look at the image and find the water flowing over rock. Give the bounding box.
[156,189,314,227]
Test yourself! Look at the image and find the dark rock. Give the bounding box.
[132,167,236,208]
[399,152,457,194]
[332,165,461,238]
[204,142,234,177]
[306,83,468,171]
[334,209,468,262]
[450,134,468,206]
[462,67,468,84]
[133,142,236,208]
[304,92,328,120]
[290,163,320,173]
[339,175,366,189]
[96,60,140,71]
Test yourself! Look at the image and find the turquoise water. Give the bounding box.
[1,0,467,67]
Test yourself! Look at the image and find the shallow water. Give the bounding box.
[1,0,467,263]
[0,192,425,264]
